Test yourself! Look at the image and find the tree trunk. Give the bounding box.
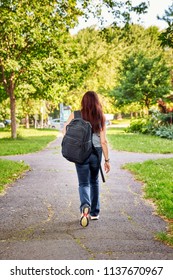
[135,112,138,117]
[8,72,17,139]
[40,106,44,128]
[25,114,30,129]
[9,90,17,139]
[144,97,150,115]
[1,64,17,138]
[117,113,122,120]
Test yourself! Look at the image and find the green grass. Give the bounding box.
[0,159,29,193]
[0,128,58,155]
[0,128,58,192]
[124,158,173,246]
[107,127,173,153]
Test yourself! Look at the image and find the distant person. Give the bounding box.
[63,91,110,227]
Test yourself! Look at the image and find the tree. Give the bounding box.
[0,0,81,138]
[158,3,173,89]
[0,0,149,138]
[158,3,173,48]
[79,0,148,27]
[112,51,171,111]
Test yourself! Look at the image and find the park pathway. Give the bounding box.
[0,136,173,260]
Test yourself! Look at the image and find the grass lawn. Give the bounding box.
[0,128,58,192]
[107,127,173,153]
[0,159,29,193]
[0,128,58,155]
[124,158,173,246]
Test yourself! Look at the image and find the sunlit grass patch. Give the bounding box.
[0,159,29,193]
[0,128,58,156]
[107,127,173,153]
[124,158,173,246]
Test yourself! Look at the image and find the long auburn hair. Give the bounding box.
[81,91,105,133]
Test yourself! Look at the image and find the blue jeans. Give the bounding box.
[75,148,102,216]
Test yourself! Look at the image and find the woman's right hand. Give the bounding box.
[104,162,110,173]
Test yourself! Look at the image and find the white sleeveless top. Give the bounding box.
[92,133,101,147]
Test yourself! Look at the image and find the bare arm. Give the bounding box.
[100,125,110,173]
[62,112,74,136]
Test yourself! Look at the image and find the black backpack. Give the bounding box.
[61,111,93,164]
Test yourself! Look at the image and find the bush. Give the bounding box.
[125,118,152,134]
[155,126,173,139]
[126,112,173,140]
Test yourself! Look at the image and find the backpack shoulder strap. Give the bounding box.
[74,110,82,119]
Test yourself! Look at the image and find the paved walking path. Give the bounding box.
[0,136,173,260]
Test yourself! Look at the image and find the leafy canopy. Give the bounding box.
[112,51,171,109]
[158,3,173,48]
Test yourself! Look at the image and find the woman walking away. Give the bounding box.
[63,91,110,227]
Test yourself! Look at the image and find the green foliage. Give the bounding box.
[78,0,148,27]
[0,0,81,94]
[155,125,173,140]
[110,25,172,111]
[112,51,171,109]
[0,1,149,101]
[0,99,11,120]
[0,1,171,138]
[68,27,123,112]
[125,118,150,134]
[126,111,173,139]
[0,0,82,137]
[97,0,148,26]
[158,3,173,48]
